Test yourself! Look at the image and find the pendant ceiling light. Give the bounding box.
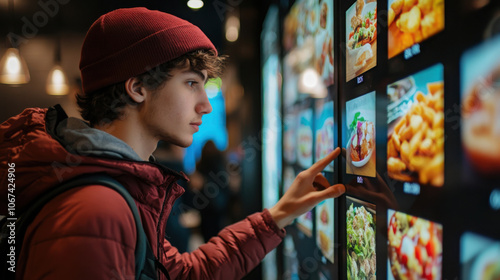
[0,47,30,84]
[187,0,204,10]
[46,37,69,96]
[0,0,30,85]
[46,64,69,96]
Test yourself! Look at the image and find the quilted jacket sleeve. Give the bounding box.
[163,209,286,280]
[18,185,137,280]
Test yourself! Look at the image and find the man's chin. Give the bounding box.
[172,138,193,148]
[158,136,193,148]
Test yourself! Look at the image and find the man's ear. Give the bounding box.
[125,77,148,103]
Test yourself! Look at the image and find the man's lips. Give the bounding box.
[190,122,202,131]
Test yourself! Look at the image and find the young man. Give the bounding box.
[0,7,345,279]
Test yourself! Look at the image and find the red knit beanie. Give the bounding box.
[79,7,217,94]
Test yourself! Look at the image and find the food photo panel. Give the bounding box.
[386,63,444,187]
[297,106,314,169]
[296,210,314,238]
[284,108,298,165]
[387,209,443,280]
[315,98,335,172]
[388,0,445,59]
[460,34,500,181]
[346,196,376,280]
[316,199,335,263]
[345,0,378,82]
[316,0,335,86]
[345,91,376,178]
[461,232,500,280]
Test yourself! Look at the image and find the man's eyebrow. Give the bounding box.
[183,69,208,83]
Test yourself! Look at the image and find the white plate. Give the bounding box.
[347,132,374,167]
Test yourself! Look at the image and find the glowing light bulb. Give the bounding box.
[46,65,69,96]
[298,68,326,98]
[0,48,30,84]
[187,0,204,10]
[301,68,319,89]
[225,16,240,42]
[6,55,20,74]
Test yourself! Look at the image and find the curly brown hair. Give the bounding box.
[76,50,226,127]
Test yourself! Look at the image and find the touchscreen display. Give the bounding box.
[317,0,335,86]
[387,64,444,187]
[297,107,314,169]
[315,99,335,172]
[346,196,376,280]
[297,210,314,238]
[282,0,335,87]
[461,232,500,280]
[316,199,335,263]
[460,34,500,178]
[284,109,298,165]
[262,55,281,210]
[387,0,445,58]
[345,0,378,82]
[345,91,376,177]
[388,210,443,280]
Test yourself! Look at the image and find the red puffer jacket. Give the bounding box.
[0,106,285,279]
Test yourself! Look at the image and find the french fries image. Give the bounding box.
[387,82,444,187]
[391,0,404,15]
[388,0,444,58]
[397,6,421,33]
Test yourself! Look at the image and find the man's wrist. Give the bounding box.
[268,206,290,229]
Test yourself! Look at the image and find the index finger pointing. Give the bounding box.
[309,147,341,174]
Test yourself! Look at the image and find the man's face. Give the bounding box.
[140,66,212,147]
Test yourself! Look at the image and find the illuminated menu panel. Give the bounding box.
[346,196,376,280]
[461,232,500,280]
[387,64,444,187]
[387,209,443,280]
[345,0,377,82]
[316,199,335,263]
[345,91,376,178]
[388,0,445,59]
[460,34,500,181]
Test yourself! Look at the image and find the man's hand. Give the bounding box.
[269,147,346,229]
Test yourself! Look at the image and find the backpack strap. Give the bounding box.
[13,173,158,280]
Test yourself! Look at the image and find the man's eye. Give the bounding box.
[187,81,198,87]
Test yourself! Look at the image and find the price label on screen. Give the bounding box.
[404,44,421,60]
[357,176,364,184]
[403,182,421,195]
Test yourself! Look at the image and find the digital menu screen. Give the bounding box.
[388,0,445,58]
[387,209,443,280]
[283,0,335,87]
[317,0,335,87]
[297,106,314,169]
[315,98,335,172]
[261,6,281,280]
[461,232,500,280]
[345,91,376,178]
[262,54,282,210]
[296,210,314,238]
[345,0,377,82]
[316,199,335,263]
[460,34,500,181]
[284,108,298,165]
[346,196,376,280]
[387,64,444,187]
[266,0,500,279]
